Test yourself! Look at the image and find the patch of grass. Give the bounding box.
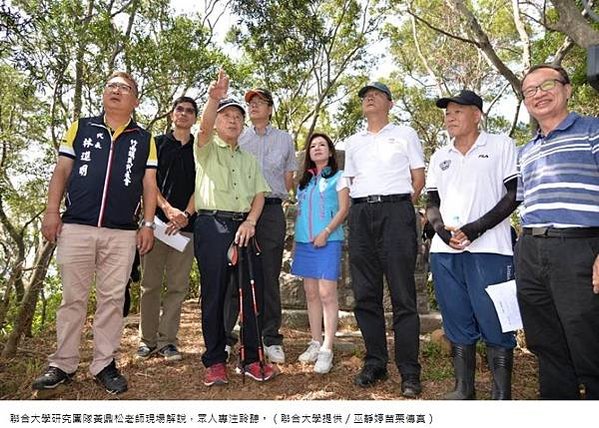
[421,341,453,381]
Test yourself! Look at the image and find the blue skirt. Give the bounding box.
[291,241,342,281]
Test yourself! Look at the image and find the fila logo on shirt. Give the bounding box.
[478,154,489,158]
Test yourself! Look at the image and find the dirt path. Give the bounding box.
[1,300,539,400]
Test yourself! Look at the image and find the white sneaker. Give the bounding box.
[298,340,321,363]
[225,345,232,363]
[264,345,285,364]
[314,348,333,374]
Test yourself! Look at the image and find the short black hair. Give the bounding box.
[172,96,198,116]
[521,64,571,89]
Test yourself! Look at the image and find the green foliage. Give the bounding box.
[421,340,453,381]
[0,0,232,340]
[29,273,63,335]
[230,0,380,145]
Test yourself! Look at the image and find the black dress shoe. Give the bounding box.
[355,365,388,387]
[401,374,422,398]
[95,360,128,394]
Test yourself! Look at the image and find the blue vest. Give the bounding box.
[295,170,344,243]
[61,115,155,230]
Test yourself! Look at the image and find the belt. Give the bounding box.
[352,194,411,204]
[197,209,248,222]
[522,227,599,238]
[264,198,282,205]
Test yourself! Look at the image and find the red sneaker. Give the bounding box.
[203,363,228,386]
[243,362,278,382]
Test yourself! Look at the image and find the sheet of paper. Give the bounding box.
[153,216,190,252]
[485,279,523,333]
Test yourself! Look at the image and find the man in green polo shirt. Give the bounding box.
[194,70,276,386]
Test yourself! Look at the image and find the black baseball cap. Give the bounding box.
[217,98,246,116]
[436,90,483,111]
[358,82,392,100]
[244,88,274,105]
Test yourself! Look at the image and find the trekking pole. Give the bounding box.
[228,242,245,383]
[237,244,246,383]
[246,238,266,380]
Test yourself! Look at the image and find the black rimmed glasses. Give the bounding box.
[105,82,133,94]
[522,79,566,98]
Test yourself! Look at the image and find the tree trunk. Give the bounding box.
[549,0,599,48]
[1,241,55,358]
[0,276,14,329]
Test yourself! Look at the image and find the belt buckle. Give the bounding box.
[531,227,549,237]
[366,195,382,204]
[232,212,245,222]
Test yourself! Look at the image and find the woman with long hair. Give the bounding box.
[291,132,350,373]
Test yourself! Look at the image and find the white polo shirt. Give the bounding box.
[426,132,517,256]
[343,123,425,197]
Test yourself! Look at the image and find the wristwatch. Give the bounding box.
[140,220,156,230]
[183,210,191,219]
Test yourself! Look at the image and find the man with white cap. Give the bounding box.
[194,70,276,386]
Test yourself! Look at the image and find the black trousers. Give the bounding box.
[194,215,264,367]
[348,200,421,377]
[224,204,286,346]
[515,234,599,399]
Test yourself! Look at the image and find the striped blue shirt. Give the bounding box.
[516,112,599,228]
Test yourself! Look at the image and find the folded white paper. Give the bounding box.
[154,216,190,252]
[485,279,523,333]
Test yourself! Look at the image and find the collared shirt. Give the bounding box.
[155,132,196,233]
[517,112,599,228]
[343,123,424,197]
[426,132,518,256]
[59,115,157,230]
[194,134,270,212]
[239,124,297,199]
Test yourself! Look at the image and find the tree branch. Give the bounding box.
[445,0,522,95]
[406,8,479,46]
[548,0,599,48]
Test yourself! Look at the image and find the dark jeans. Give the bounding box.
[431,252,516,348]
[515,234,599,399]
[348,200,421,377]
[194,215,264,367]
[224,204,285,347]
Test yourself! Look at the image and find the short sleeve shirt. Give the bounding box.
[239,125,297,199]
[516,112,599,228]
[193,134,270,212]
[426,132,518,255]
[343,123,424,197]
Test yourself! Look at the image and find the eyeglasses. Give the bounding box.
[105,82,133,94]
[247,100,270,108]
[522,79,566,99]
[174,106,196,115]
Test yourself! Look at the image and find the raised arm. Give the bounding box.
[196,69,229,148]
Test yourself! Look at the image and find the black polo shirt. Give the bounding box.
[156,132,196,232]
